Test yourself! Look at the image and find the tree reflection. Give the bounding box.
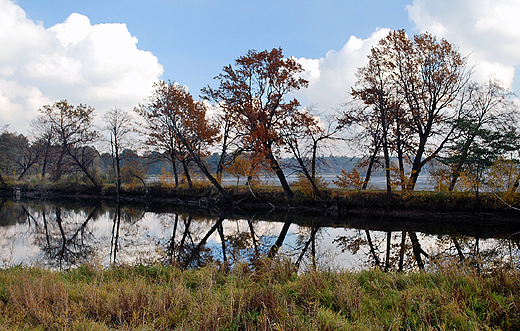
[35,204,100,269]
[2,199,520,271]
[108,203,146,265]
[294,219,324,270]
[334,229,420,271]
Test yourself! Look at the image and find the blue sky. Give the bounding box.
[2,0,520,133]
[15,0,413,93]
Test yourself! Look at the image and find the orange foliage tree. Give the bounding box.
[136,81,226,197]
[203,48,311,201]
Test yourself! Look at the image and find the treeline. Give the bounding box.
[1,30,519,200]
[0,129,359,187]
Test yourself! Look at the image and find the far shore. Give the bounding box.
[2,181,519,223]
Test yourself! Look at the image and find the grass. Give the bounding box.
[0,259,519,330]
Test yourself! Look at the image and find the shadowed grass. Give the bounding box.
[0,259,519,330]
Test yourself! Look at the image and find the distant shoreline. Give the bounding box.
[2,181,519,219]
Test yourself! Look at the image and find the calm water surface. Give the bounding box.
[0,198,519,271]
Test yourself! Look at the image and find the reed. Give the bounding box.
[0,259,518,330]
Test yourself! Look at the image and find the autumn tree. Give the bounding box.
[203,48,310,201]
[37,100,101,190]
[137,81,224,196]
[279,107,327,201]
[295,109,346,189]
[392,31,470,190]
[103,107,134,199]
[487,157,520,194]
[205,102,243,183]
[346,30,470,191]
[135,84,182,187]
[349,40,401,194]
[339,103,384,190]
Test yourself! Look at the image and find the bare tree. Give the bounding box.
[103,107,134,198]
[38,100,101,190]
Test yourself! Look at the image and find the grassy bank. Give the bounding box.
[4,179,520,215]
[1,259,519,330]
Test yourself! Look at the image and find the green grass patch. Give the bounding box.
[0,259,519,330]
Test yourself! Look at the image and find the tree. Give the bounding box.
[135,85,182,187]
[38,100,101,190]
[350,41,400,194]
[444,123,519,195]
[441,78,518,191]
[339,103,384,190]
[487,157,520,194]
[12,133,40,180]
[333,168,363,192]
[392,31,470,190]
[279,107,326,201]
[347,30,470,191]
[137,81,225,197]
[203,48,309,201]
[31,116,56,180]
[205,102,243,183]
[103,107,134,199]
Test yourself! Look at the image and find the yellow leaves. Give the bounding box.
[487,157,519,194]
[293,173,329,197]
[223,154,260,183]
[428,161,452,192]
[159,168,176,189]
[333,169,363,192]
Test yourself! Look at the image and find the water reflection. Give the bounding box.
[1,198,519,272]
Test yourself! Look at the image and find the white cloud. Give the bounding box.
[295,29,391,112]
[0,0,163,134]
[407,0,520,89]
[295,0,520,117]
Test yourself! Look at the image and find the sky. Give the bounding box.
[1,0,520,135]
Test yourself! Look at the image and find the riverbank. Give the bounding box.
[2,180,520,217]
[0,259,518,330]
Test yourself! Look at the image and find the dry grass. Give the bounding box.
[0,259,519,330]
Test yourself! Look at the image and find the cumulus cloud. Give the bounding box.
[407,0,520,88]
[0,0,163,134]
[295,29,390,113]
[294,0,520,118]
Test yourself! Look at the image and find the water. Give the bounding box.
[0,198,518,271]
[149,174,434,190]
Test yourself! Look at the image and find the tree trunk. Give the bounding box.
[114,144,121,199]
[289,143,325,202]
[174,131,231,201]
[395,116,406,191]
[408,142,426,191]
[181,159,193,189]
[362,140,381,189]
[382,134,392,196]
[67,148,102,191]
[311,140,318,181]
[266,150,294,201]
[53,149,65,181]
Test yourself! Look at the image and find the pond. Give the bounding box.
[1,198,519,272]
